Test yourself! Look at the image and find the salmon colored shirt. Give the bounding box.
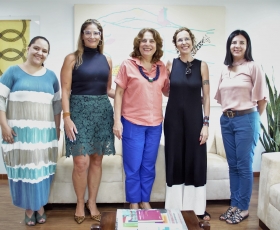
[214,61,268,111]
[115,57,169,126]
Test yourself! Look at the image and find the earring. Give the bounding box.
[98,40,103,46]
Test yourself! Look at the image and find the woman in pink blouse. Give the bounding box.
[113,28,169,209]
[215,30,267,224]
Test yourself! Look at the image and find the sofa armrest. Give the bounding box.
[257,152,280,223]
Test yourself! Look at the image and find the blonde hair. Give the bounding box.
[74,19,104,68]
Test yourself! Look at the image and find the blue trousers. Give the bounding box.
[220,111,260,210]
[121,117,162,203]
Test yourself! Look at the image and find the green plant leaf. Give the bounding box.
[259,72,280,152]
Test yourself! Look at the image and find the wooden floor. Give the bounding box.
[0,178,261,230]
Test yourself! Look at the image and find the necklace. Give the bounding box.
[232,59,246,67]
[139,65,160,82]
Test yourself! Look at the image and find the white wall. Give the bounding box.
[0,0,279,173]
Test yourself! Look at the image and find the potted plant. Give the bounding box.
[259,72,280,152]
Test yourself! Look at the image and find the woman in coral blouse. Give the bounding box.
[113,28,169,209]
[215,30,267,224]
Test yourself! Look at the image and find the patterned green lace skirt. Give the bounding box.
[65,95,115,157]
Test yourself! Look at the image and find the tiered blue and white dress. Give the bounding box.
[0,65,61,211]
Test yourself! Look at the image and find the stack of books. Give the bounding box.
[116,209,188,230]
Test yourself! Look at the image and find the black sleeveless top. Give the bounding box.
[71,47,110,95]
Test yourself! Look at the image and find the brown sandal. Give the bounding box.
[86,201,101,222]
[219,206,235,221]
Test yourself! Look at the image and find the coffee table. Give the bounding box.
[97,210,210,230]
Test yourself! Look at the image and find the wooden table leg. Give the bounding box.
[199,221,211,230]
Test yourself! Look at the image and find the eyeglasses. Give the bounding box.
[185,62,192,75]
[83,30,101,38]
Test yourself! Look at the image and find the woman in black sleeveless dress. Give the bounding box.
[164,27,211,221]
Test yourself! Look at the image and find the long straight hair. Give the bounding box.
[74,19,104,68]
[224,30,254,66]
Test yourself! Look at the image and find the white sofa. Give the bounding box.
[48,127,230,204]
[257,152,280,230]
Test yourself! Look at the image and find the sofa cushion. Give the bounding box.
[206,127,216,154]
[214,129,226,158]
[55,155,123,183]
[269,183,280,212]
[115,137,122,156]
[207,153,229,180]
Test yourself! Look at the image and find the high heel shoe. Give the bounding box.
[86,201,101,222]
[74,214,86,224]
[74,203,86,224]
[25,212,36,226]
[36,210,47,224]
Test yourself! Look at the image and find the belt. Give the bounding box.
[223,107,257,118]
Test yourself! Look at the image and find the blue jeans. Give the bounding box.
[220,111,260,210]
[121,117,162,203]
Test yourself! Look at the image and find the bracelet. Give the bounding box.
[203,116,209,127]
[63,112,70,118]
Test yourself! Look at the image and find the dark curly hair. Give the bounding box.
[172,27,197,54]
[130,28,163,63]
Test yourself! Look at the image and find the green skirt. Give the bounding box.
[65,95,115,157]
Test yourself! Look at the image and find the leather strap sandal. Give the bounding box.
[25,212,36,226]
[197,211,211,221]
[36,210,47,224]
[226,209,249,224]
[219,206,235,221]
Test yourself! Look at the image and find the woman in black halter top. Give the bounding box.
[60,19,115,224]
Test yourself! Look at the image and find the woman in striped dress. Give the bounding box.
[0,36,61,226]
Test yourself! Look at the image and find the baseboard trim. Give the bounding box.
[45,202,166,210]
[0,174,8,180]
[259,219,270,230]
[0,173,260,180]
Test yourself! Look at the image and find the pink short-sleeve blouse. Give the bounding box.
[214,61,268,111]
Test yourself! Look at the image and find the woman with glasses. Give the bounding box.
[113,28,169,210]
[60,19,115,224]
[215,30,267,224]
[164,27,211,221]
